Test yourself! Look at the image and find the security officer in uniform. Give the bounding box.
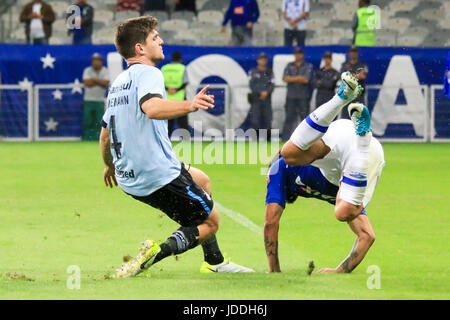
[161,51,189,136]
[352,0,377,46]
[340,46,368,118]
[248,52,274,141]
[313,51,340,108]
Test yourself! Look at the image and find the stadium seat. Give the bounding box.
[92,28,115,44]
[396,35,424,47]
[439,19,450,30]
[306,35,331,46]
[259,9,279,21]
[47,1,68,19]
[419,8,446,21]
[265,29,283,46]
[334,7,355,22]
[160,19,189,31]
[328,20,352,29]
[144,11,169,23]
[114,10,140,21]
[52,19,68,35]
[422,34,447,47]
[388,0,420,12]
[308,10,335,20]
[255,17,274,28]
[402,26,429,39]
[200,0,229,12]
[197,10,223,24]
[307,18,330,30]
[49,35,71,45]
[10,27,26,43]
[388,17,411,33]
[309,2,333,12]
[201,31,230,46]
[376,29,398,46]
[190,20,220,29]
[171,10,196,22]
[95,10,115,25]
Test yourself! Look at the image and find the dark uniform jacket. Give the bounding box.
[249,67,274,100]
[314,67,340,96]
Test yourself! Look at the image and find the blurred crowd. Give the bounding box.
[18,0,378,46]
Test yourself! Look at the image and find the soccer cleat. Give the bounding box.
[348,103,372,136]
[200,258,255,273]
[337,71,364,102]
[113,240,161,278]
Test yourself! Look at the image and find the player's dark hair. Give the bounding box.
[115,16,159,60]
[172,51,182,62]
[267,150,298,205]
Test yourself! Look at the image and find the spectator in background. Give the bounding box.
[174,0,196,13]
[340,46,368,115]
[352,0,377,46]
[143,0,166,12]
[248,52,274,141]
[82,53,110,140]
[282,0,309,46]
[19,0,55,44]
[67,0,94,44]
[117,0,143,12]
[313,51,340,108]
[161,51,189,136]
[281,47,313,141]
[222,0,260,46]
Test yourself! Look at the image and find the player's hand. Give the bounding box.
[317,267,341,273]
[104,166,118,188]
[190,85,214,112]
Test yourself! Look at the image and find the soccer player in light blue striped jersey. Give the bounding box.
[99,16,254,278]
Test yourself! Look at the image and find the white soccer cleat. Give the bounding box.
[337,71,364,102]
[200,259,255,273]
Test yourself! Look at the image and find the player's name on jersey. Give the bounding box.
[108,80,133,94]
[115,169,135,179]
[107,95,129,108]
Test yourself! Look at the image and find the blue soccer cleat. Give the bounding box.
[348,103,372,136]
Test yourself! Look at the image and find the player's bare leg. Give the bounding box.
[281,71,363,166]
[318,214,375,273]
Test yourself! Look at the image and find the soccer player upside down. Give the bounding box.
[265,71,385,273]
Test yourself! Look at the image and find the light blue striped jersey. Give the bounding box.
[102,63,181,196]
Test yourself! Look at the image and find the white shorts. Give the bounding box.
[310,120,385,208]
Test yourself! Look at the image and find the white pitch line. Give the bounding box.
[215,202,262,235]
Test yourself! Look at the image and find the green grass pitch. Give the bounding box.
[0,142,449,299]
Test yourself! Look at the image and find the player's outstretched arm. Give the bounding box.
[99,127,118,188]
[318,214,375,273]
[264,203,284,272]
[141,85,214,120]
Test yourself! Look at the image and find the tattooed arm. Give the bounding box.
[319,214,376,273]
[264,203,284,272]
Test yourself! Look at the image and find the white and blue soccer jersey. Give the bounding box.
[102,63,181,197]
[267,120,385,212]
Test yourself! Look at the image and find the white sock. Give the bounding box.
[290,95,346,150]
[340,132,372,205]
